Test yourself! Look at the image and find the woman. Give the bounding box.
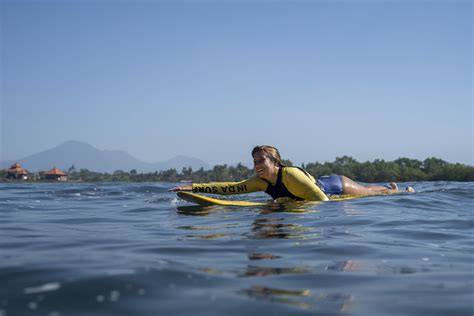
[169,145,411,201]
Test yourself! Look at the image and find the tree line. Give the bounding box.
[1,156,472,182]
[302,156,473,182]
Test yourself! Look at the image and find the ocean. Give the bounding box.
[0,181,473,316]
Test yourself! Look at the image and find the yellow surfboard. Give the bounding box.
[177,192,266,206]
[177,191,374,206]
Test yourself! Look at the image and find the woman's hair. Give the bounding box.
[251,145,284,167]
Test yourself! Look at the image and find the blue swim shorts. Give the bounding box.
[316,175,343,195]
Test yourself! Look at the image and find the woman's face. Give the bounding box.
[253,152,277,181]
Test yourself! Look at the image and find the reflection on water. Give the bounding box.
[248,253,281,260]
[177,202,322,240]
[239,285,353,311]
[176,201,321,216]
[246,218,320,240]
[174,198,354,312]
[185,233,228,240]
[174,199,356,312]
[239,285,313,309]
[241,265,307,277]
[258,200,321,214]
[199,265,308,278]
[176,205,219,216]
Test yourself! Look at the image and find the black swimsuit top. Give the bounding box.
[264,167,302,200]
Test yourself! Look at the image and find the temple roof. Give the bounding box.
[7,163,28,174]
[45,167,66,176]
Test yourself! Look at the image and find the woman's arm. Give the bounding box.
[170,177,268,195]
[283,168,329,201]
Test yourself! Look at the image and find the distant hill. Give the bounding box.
[0,141,210,173]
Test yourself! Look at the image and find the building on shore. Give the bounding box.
[6,163,29,180]
[45,167,68,181]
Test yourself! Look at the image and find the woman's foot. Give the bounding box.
[405,186,415,192]
[388,182,398,192]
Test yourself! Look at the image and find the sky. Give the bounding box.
[1,0,472,166]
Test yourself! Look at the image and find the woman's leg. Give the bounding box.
[341,176,398,195]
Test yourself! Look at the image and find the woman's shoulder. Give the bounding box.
[282,166,315,181]
[247,175,268,183]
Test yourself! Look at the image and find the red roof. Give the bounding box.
[46,167,66,176]
[7,163,28,174]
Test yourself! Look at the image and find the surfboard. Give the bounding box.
[177,192,266,206]
[177,191,373,206]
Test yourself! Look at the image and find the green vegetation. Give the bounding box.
[62,163,256,183]
[302,156,473,182]
[2,157,473,183]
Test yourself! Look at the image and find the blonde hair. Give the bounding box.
[251,145,284,167]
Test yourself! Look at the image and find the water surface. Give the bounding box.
[1,181,473,316]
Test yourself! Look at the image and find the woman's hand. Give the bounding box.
[168,185,192,192]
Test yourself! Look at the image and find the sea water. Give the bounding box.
[0,181,472,316]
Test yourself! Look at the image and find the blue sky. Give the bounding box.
[1,0,472,166]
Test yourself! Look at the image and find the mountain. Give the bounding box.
[152,155,212,171]
[0,141,210,173]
